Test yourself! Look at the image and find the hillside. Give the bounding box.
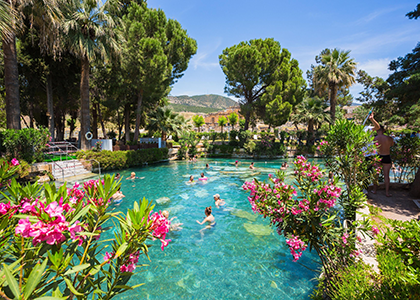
[168,94,237,110]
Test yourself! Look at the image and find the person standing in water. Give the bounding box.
[196,206,215,233]
[369,112,394,197]
[249,162,255,170]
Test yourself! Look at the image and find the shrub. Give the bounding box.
[244,156,373,296]
[390,135,420,183]
[244,140,256,154]
[76,148,169,171]
[0,128,50,163]
[318,119,379,221]
[0,162,170,299]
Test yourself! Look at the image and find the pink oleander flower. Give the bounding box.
[15,217,32,237]
[342,233,349,245]
[104,251,115,263]
[372,226,379,235]
[11,158,19,166]
[0,202,11,215]
[45,201,64,218]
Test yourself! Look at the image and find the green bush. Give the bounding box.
[76,148,169,171]
[0,128,50,163]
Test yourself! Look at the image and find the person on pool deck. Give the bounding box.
[196,206,216,230]
[126,172,138,180]
[249,162,255,170]
[162,210,183,231]
[213,194,226,208]
[188,175,194,183]
[369,112,394,197]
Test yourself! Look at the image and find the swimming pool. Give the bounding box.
[107,159,320,299]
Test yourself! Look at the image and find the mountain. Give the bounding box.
[168,94,237,110]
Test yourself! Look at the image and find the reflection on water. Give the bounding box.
[103,159,320,299]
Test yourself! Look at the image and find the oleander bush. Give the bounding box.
[76,148,169,171]
[0,158,171,299]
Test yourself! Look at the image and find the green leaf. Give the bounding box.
[3,263,20,299]
[35,297,67,300]
[24,258,48,298]
[64,263,90,276]
[69,205,91,225]
[63,277,83,296]
[115,242,128,258]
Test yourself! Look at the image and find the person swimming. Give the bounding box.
[206,163,209,168]
[328,171,334,184]
[249,162,255,170]
[126,172,138,180]
[112,187,125,204]
[199,172,208,181]
[162,210,183,231]
[213,194,226,208]
[196,206,216,231]
[235,160,239,167]
[188,175,194,183]
[115,173,121,180]
[280,162,288,170]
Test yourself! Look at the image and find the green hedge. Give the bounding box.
[75,148,169,171]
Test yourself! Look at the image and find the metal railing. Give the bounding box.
[45,141,79,161]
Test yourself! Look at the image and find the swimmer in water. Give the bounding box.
[199,172,208,180]
[188,175,194,183]
[280,162,288,170]
[162,210,183,231]
[213,194,226,208]
[112,187,125,205]
[328,171,334,185]
[249,162,255,170]
[235,160,239,167]
[126,172,138,180]
[197,206,215,235]
[206,163,209,168]
[115,173,121,180]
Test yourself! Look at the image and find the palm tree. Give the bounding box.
[63,0,120,149]
[218,116,228,134]
[192,115,205,132]
[313,48,357,124]
[2,0,61,130]
[147,107,185,141]
[292,97,330,143]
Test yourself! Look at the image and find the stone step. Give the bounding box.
[49,159,93,180]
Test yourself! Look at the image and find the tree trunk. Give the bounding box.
[98,102,106,138]
[308,119,314,144]
[92,102,98,139]
[244,110,251,130]
[80,57,91,150]
[409,167,420,198]
[133,89,143,143]
[46,74,55,141]
[124,103,131,143]
[329,82,338,124]
[117,109,122,141]
[69,111,77,140]
[3,35,21,129]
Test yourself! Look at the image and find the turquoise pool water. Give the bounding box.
[107,159,320,299]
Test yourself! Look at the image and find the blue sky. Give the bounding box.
[148,0,420,102]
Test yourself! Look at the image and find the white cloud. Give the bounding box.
[192,39,222,70]
[357,58,392,79]
[353,6,402,25]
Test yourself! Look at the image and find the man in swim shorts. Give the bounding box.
[369,112,394,197]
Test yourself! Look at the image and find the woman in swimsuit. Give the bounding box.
[196,206,215,233]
